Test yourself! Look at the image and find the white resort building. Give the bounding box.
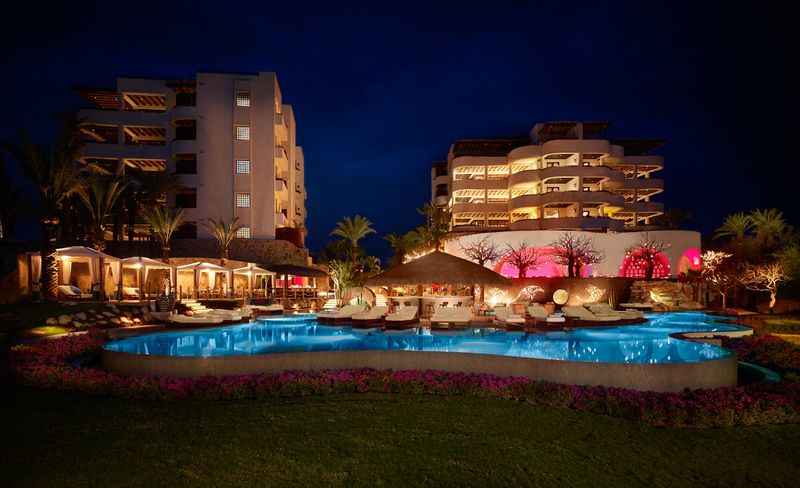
[431,121,701,278]
[76,72,306,245]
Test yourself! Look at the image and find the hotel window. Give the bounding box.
[175,189,197,209]
[236,226,251,238]
[235,192,251,208]
[235,126,250,141]
[236,92,250,107]
[236,159,250,174]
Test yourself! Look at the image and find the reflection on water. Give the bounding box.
[105,312,742,364]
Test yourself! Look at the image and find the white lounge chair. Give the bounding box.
[562,305,621,322]
[431,306,472,327]
[169,314,224,326]
[351,306,388,326]
[493,306,525,326]
[385,306,419,327]
[122,286,141,300]
[586,303,643,320]
[57,285,92,300]
[316,304,368,322]
[526,304,549,321]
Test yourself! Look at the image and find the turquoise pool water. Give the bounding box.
[104,312,747,364]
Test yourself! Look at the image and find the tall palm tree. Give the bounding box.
[142,206,185,262]
[205,217,242,265]
[124,171,181,242]
[4,121,83,300]
[749,208,786,250]
[417,202,450,251]
[76,177,127,250]
[714,212,753,242]
[330,215,376,264]
[384,232,414,266]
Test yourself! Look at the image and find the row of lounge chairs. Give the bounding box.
[168,300,247,326]
[491,303,645,327]
[317,304,419,327]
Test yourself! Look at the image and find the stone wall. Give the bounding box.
[629,280,703,310]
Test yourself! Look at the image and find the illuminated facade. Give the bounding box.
[445,230,702,279]
[76,72,306,242]
[431,121,664,231]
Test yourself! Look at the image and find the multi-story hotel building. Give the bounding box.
[76,72,306,243]
[432,121,701,278]
[431,121,664,232]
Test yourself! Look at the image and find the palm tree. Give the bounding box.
[142,206,185,262]
[749,208,786,250]
[4,121,83,300]
[205,217,242,265]
[384,232,421,266]
[330,215,376,264]
[417,203,450,251]
[714,212,753,242]
[76,177,127,250]
[124,171,181,242]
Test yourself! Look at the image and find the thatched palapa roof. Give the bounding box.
[365,251,509,287]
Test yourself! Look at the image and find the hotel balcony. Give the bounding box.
[77,108,168,126]
[275,113,289,145]
[508,165,625,187]
[451,201,508,214]
[450,177,508,192]
[275,146,289,162]
[621,201,664,213]
[509,216,624,231]
[509,190,625,210]
[83,142,168,161]
[621,178,664,190]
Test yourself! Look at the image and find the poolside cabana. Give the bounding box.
[119,257,173,300]
[267,264,328,303]
[175,261,233,299]
[365,251,510,317]
[233,263,274,298]
[53,246,121,299]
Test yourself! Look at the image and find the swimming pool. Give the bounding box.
[104,312,745,365]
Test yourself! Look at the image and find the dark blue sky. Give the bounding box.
[2,1,795,259]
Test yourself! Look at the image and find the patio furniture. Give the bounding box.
[493,306,525,326]
[57,285,93,301]
[316,304,368,323]
[385,306,419,327]
[351,306,389,326]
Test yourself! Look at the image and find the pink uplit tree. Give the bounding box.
[550,233,604,278]
[460,236,502,267]
[503,242,541,278]
[622,236,671,279]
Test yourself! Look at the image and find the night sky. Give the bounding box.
[1,1,795,260]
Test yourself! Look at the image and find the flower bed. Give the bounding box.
[723,334,800,382]
[9,332,800,428]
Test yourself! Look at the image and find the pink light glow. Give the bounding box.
[618,249,670,278]
[675,247,702,275]
[494,247,593,278]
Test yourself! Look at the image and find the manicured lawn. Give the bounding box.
[763,317,800,334]
[2,385,800,487]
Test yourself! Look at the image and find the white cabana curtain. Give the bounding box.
[30,254,42,284]
[62,259,73,286]
[88,257,97,286]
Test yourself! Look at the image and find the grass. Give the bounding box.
[760,316,800,334]
[2,385,800,487]
[0,301,101,337]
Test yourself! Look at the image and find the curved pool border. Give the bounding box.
[102,347,738,393]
